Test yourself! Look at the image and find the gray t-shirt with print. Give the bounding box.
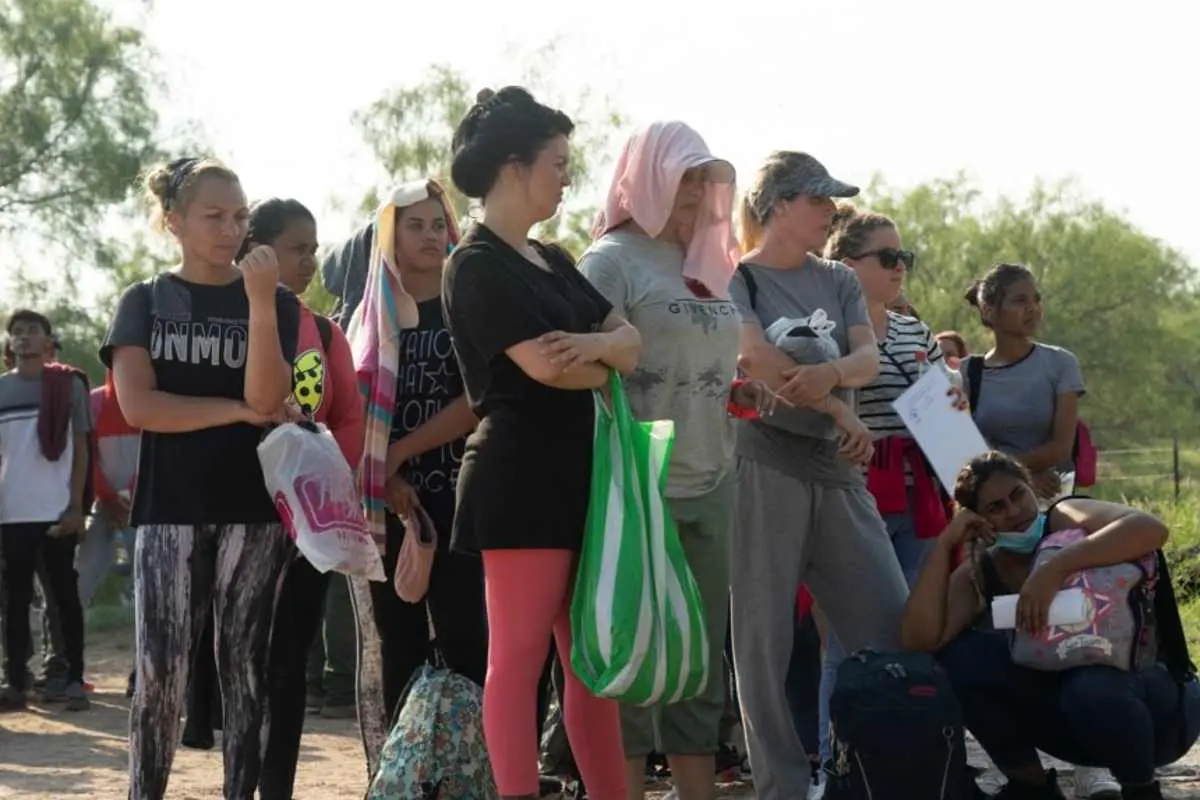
[730,256,871,488]
[967,343,1085,469]
[580,230,740,499]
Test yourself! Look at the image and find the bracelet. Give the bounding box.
[727,378,760,420]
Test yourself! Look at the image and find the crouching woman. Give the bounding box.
[901,451,1200,800]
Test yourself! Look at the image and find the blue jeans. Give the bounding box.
[937,628,1200,786]
[816,511,931,763]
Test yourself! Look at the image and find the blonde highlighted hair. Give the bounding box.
[143,157,240,231]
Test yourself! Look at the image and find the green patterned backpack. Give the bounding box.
[366,660,498,799]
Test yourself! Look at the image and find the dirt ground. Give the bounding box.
[3,629,1200,799]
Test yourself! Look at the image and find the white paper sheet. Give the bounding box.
[891,367,990,490]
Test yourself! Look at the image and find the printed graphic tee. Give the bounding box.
[101,273,300,526]
[390,297,466,537]
[580,229,740,499]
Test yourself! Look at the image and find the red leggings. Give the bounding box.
[481,549,626,798]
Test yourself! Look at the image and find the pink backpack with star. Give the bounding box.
[1010,528,1157,672]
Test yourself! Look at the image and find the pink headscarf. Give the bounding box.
[592,121,741,297]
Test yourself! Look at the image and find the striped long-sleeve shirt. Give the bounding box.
[857,311,945,438]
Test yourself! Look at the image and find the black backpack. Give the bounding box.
[825,650,975,800]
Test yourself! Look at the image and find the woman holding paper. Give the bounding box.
[901,451,1197,800]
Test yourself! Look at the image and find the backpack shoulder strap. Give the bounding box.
[966,355,984,413]
[1154,550,1196,681]
[736,264,758,310]
[314,314,334,354]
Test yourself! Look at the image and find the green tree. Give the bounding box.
[864,176,1196,443]
[351,45,624,256]
[0,0,160,244]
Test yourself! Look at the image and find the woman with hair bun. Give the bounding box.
[442,86,640,800]
[961,263,1083,504]
[101,158,301,798]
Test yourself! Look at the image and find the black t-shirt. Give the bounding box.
[441,223,613,552]
[390,297,465,537]
[100,273,300,527]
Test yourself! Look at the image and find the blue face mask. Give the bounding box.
[994,513,1046,554]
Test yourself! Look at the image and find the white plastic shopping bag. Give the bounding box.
[258,422,386,581]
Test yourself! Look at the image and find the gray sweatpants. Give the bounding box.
[729,458,909,799]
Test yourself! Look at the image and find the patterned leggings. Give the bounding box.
[127,523,289,800]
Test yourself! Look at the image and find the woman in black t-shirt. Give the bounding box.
[101,158,300,800]
[443,87,641,800]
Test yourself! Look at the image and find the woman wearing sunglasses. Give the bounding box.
[814,204,951,768]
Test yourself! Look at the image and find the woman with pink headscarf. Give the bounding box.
[580,120,778,800]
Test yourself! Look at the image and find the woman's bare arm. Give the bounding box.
[113,346,253,432]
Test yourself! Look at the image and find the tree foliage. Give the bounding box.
[0,0,160,243]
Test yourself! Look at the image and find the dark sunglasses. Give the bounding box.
[853,248,916,271]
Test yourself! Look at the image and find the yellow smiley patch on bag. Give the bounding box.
[292,348,325,417]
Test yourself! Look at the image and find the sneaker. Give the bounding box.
[319,703,357,720]
[64,682,90,711]
[1073,767,1120,800]
[808,763,826,800]
[39,674,69,703]
[994,769,1067,799]
[0,687,27,712]
[305,689,324,711]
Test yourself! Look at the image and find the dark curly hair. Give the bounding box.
[964,262,1035,328]
[953,451,1032,512]
[450,86,575,199]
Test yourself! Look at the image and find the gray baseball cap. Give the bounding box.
[746,151,859,223]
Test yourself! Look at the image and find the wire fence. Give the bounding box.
[1097,438,1194,502]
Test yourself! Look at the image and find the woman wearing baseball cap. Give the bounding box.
[726,151,914,798]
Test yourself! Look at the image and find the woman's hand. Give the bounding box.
[1031,470,1063,500]
[538,331,607,372]
[385,474,421,518]
[834,410,874,466]
[942,508,996,549]
[731,380,791,417]
[1017,560,1066,635]
[779,362,840,406]
[947,384,969,412]
[238,244,281,306]
[239,399,305,426]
